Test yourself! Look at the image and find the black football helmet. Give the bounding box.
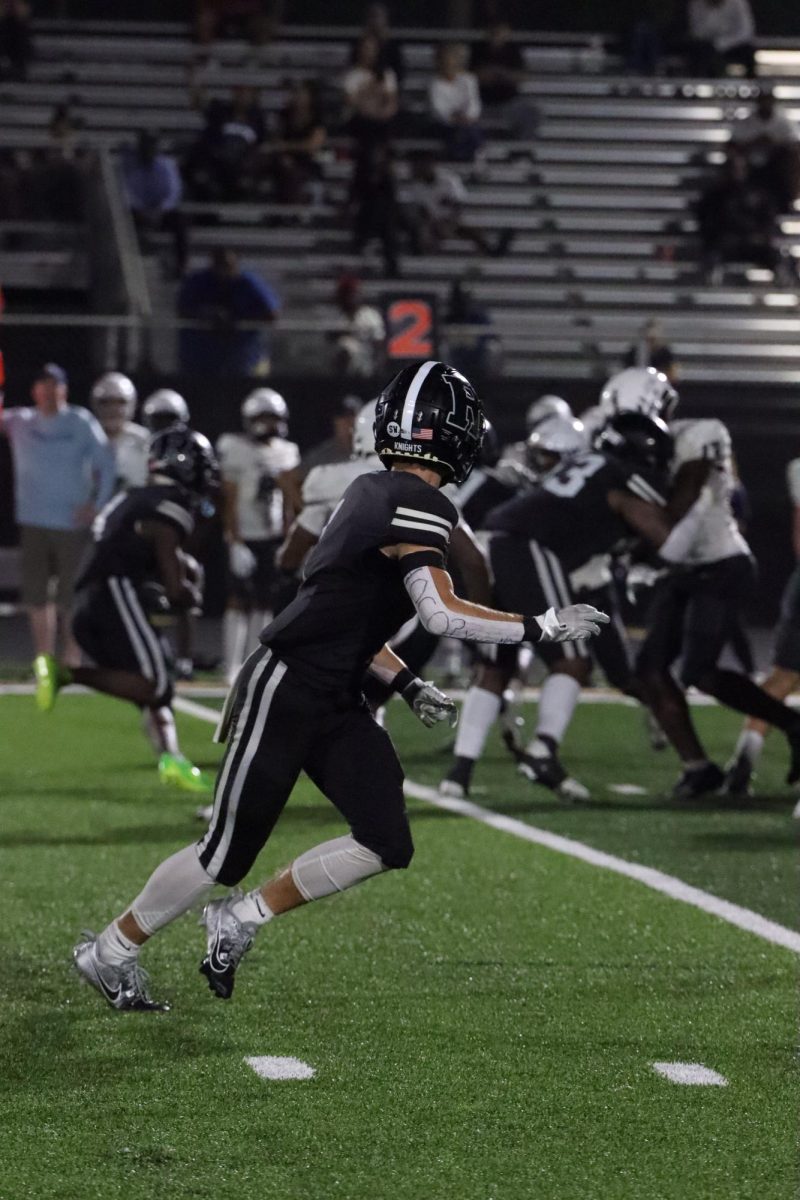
[148,427,220,504]
[595,411,673,475]
[479,418,501,468]
[373,360,484,486]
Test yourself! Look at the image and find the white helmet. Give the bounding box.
[242,388,288,439]
[599,367,678,423]
[142,388,190,432]
[525,394,572,434]
[90,372,137,421]
[352,398,379,458]
[579,404,607,445]
[527,415,586,475]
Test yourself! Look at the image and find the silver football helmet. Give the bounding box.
[599,367,678,423]
[90,372,138,432]
[525,394,572,434]
[352,398,379,458]
[142,389,190,433]
[242,388,288,440]
[526,414,586,474]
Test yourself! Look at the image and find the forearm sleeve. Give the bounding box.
[403,564,525,644]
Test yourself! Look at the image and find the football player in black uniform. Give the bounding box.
[73,360,609,1011]
[439,412,704,801]
[36,427,219,793]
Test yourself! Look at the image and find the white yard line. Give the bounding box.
[651,1062,728,1087]
[14,688,800,957]
[244,1056,315,1081]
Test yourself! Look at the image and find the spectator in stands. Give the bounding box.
[342,32,399,144]
[0,363,116,666]
[266,80,327,205]
[429,43,483,162]
[686,0,756,79]
[122,131,188,277]
[331,272,385,377]
[187,82,266,200]
[360,3,404,84]
[441,279,498,377]
[404,149,512,256]
[0,0,32,81]
[730,88,800,211]
[178,248,281,377]
[350,139,400,277]
[623,318,678,383]
[695,152,793,283]
[470,21,537,141]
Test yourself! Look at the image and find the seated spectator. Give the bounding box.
[730,88,800,210]
[404,150,513,256]
[350,139,400,277]
[686,0,756,79]
[331,273,385,377]
[266,80,326,205]
[178,248,280,377]
[622,318,678,383]
[0,0,32,81]
[121,131,188,277]
[342,32,398,144]
[441,279,499,377]
[187,83,266,200]
[360,3,404,84]
[429,43,482,162]
[695,153,794,283]
[470,21,537,141]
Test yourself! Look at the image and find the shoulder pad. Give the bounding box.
[672,418,731,465]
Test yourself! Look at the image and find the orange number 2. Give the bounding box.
[387,299,434,358]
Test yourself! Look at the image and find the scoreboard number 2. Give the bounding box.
[385,297,436,360]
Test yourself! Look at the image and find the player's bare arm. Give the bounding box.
[448,519,493,605]
[276,520,318,572]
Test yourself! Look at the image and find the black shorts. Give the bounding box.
[197,647,412,886]
[774,564,800,672]
[487,535,590,671]
[73,577,173,706]
[637,554,756,687]
[228,537,282,610]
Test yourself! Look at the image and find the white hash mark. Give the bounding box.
[651,1062,728,1086]
[244,1056,316,1081]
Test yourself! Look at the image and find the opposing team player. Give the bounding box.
[439,411,702,800]
[503,393,574,468]
[637,416,800,798]
[35,427,219,793]
[90,372,149,490]
[217,388,300,684]
[72,360,608,1011]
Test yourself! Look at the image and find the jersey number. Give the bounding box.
[543,453,605,498]
[387,299,435,359]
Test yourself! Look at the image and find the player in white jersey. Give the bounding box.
[90,373,149,490]
[217,388,300,683]
[725,457,800,804]
[636,414,800,798]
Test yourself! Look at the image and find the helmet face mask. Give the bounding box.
[242,388,289,441]
[373,360,484,486]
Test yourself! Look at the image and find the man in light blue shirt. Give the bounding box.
[1,363,116,665]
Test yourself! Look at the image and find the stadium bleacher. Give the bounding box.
[3,20,800,382]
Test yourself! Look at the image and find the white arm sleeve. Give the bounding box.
[403,565,524,643]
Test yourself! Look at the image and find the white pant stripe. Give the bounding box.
[120,577,169,699]
[108,577,153,679]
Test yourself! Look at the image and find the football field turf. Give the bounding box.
[1,690,797,1199]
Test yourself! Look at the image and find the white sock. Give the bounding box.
[143,706,179,756]
[734,728,765,765]
[454,686,502,760]
[129,844,215,935]
[96,921,140,965]
[223,610,248,685]
[230,889,275,927]
[533,673,582,746]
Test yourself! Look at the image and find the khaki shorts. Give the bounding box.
[19,525,89,608]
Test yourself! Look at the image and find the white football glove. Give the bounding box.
[535,604,610,643]
[400,677,459,728]
[229,541,257,579]
[625,563,664,606]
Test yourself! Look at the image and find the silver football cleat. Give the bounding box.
[199,894,257,1000]
[73,933,169,1012]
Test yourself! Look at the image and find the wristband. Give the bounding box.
[522,613,549,643]
[392,667,419,696]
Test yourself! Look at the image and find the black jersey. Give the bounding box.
[75,484,194,590]
[261,469,457,695]
[456,461,532,530]
[483,451,665,573]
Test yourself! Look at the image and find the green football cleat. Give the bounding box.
[158,752,214,793]
[33,654,67,712]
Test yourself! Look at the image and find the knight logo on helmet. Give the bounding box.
[373,360,484,486]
